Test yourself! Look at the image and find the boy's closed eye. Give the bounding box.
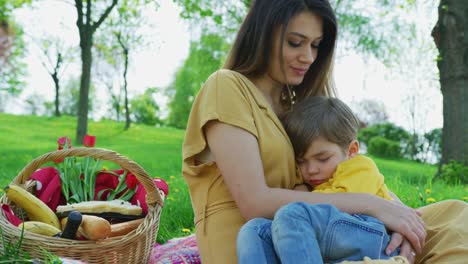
[317,156,330,162]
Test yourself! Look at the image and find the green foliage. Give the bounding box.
[402,128,442,164]
[359,122,410,146]
[439,160,468,185]
[174,0,417,63]
[0,0,31,95]
[166,33,229,128]
[0,226,62,263]
[424,128,442,160]
[173,0,249,33]
[0,227,30,263]
[359,124,442,164]
[0,20,27,95]
[0,0,32,20]
[130,87,162,126]
[402,134,423,162]
[368,136,402,159]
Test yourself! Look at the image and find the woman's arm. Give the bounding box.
[386,191,425,262]
[388,190,403,203]
[205,121,426,252]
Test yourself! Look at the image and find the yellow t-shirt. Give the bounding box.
[182,69,300,264]
[313,155,393,200]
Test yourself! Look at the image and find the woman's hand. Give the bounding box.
[372,200,426,254]
[386,232,417,264]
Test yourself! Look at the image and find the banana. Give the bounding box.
[18,221,62,236]
[4,185,61,229]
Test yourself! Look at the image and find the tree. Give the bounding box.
[75,0,158,138]
[173,0,250,35]
[34,37,75,117]
[130,87,161,126]
[107,1,152,130]
[0,21,12,66]
[432,1,468,168]
[93,49,123,121]
[74,0,119,144]
[351,99,389,127]
[166,33,229,128]
[0,0,30,97]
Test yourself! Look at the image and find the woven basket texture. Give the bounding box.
[0,148,164,264]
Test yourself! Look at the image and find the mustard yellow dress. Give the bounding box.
[182,69,300,264]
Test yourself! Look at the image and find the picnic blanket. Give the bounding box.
[150,234,201,264]
[61,234,408,264]
[62,234,407,263]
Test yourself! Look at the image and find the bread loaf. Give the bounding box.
[61,215,111,240]
[56,200,142,215]
[109,218,144,238]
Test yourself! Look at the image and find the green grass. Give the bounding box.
[0,113,466,246]
[372,156,467,208]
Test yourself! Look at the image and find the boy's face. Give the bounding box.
[297,137,358,187]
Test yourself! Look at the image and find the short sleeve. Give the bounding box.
[183,70,258,162]
[313,155,392,200]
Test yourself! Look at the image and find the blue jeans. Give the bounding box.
[237,203,399,264]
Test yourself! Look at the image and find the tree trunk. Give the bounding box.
[112,94,121,122]
[432,0,468,168]
[76,34,93,144]
[74,0,118,144]
[52,72,61,117]
[123,48,130,130]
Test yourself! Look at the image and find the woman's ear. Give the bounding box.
[347,140,359,158]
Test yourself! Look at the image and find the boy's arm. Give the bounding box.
[294,184,311,192]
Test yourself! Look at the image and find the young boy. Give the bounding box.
[237,96,407,264]
[284,96,393,199]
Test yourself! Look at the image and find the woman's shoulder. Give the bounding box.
[204,69,251,88]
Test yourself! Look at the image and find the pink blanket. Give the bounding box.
[150,234,201,264]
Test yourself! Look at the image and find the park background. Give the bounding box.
[0,0,466,259]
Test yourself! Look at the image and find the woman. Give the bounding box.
[182,0,467,263]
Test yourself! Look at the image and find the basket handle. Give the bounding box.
[12,147,164,207]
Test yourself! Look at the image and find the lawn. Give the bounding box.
[0,113,466,244]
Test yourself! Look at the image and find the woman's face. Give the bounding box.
[268,11,323,87]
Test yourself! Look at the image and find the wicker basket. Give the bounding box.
[0,147,164,263]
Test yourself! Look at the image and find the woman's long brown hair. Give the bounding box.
[224,0,338,106]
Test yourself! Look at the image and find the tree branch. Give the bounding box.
[86,0,91,26]
[75,0,84,29]
[92,0,119,32]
